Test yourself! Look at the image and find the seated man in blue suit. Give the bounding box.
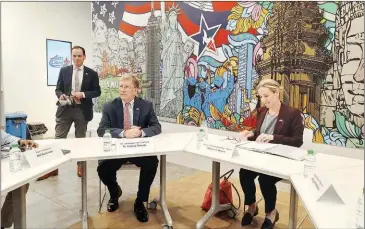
[97,74,161,223]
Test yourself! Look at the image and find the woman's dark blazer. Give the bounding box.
[247,103,304,147]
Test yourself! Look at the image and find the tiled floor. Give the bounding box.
[68,170,315,229]
[6,160,197,228]
[3,160,314,229]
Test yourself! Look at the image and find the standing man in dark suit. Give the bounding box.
[38,46,101,180]
[97,74,161,223]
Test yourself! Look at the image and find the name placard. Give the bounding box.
[24,145,65,168]
[200,138,236,158]
[116,138,155,155]
[308,172,345,204]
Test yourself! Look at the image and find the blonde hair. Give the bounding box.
[256,79,283,94]
[120,73,140,89]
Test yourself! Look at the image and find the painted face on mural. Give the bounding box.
[94,19,107,44]
[339,17,364,117]
[107,29,119,52]
[119,39,130,66]
[72,48,86,68]
[184,40,194,54]
[257,87,280,109]
[119,77,138,102]
[133,31,146,64]
[168,12,178,30]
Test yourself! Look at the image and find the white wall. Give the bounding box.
[1,2,92,137]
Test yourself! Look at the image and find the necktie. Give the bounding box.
[74,68,81,92]
[124,103,131,130]
[73,68,81,104]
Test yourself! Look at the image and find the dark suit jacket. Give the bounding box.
[55,65,101,121]
[248,103,304,147]
[97,97,161,138]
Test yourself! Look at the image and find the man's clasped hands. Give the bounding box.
[124,126,142,138]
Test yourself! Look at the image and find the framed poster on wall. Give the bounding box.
[46,39,72,86]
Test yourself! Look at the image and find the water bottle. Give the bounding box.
[103,129,112,152]
[303,149,316,178]
[9,144,22,172]
[201,120,209,139]
[197,128,205,149]
[356,188,364,229]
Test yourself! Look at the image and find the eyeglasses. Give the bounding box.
[120,85,134,90]
[220,136,241,144]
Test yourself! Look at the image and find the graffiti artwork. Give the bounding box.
[91,1,364,148]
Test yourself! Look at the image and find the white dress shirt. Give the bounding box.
[1,129,20,158]
[119,99,146,138]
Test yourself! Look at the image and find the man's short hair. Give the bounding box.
[120,73,140,88]
[72,46,86,55]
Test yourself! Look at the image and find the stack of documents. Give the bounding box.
[237,141,278,152]
[265,144,308,161]
[237,141,307,161]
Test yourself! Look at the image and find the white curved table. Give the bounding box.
[2,133,192,229]
[42,132,192,229]
[2,132,363,229]
[1,155,71,229]
[290,165,364,229]
[184,133,364,229]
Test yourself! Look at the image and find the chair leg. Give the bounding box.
[257,197,263,204]
[297,213,308,229]
[98,179,107,213]
[102,185,106,208]
[243,195,246,214]
[98,179,102,213]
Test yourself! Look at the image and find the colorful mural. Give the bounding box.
[91,1,364,148]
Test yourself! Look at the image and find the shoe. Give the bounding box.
[241,206,259,226]
[134,198,149,222]
[77,164,83,177]
[36,169,58,181]
[107,185,122,212]
[261,210,280,229]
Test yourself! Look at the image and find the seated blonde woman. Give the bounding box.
[239,79,304,229]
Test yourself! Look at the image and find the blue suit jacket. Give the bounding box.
[97,97,161,138]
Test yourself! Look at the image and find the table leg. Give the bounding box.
[288,184,298,229]
[80,161,88,229]
[159,155,173,227]
[12,184,27,229]
[196,161,231,229]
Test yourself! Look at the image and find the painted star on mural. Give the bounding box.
[100,4,107,17]
[108,11,115,24]
[190,14,221,59]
